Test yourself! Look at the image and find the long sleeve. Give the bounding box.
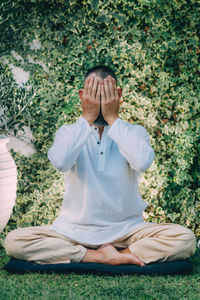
[48,116,93,172]
[106,118,155,173]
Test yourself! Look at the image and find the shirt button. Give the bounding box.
[100,151,103,154]
[97,141,100,144]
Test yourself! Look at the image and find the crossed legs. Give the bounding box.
[4,223,196,266]
[81,223,196,265]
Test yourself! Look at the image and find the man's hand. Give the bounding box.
[81,74,101,126]
[101,76,120,126]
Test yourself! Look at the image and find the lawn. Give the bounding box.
[0,246,199,300]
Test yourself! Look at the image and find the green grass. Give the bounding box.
[0,247,199,300]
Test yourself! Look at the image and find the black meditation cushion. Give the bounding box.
[2,257,193,276]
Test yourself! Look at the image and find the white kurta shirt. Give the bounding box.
[48,116,155,246]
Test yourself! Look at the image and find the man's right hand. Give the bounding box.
[81,74,101,126]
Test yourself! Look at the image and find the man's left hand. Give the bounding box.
[100,76,120,126]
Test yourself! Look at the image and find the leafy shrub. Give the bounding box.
[0,0,199,238]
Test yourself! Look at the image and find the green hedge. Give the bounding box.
[0,0,199,238]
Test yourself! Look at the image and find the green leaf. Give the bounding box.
[96,12,112,24]
[90,0,99,13]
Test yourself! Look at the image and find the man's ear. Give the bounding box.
[117,88,122,98]
[117,88,123,106]
[79,89,83,101]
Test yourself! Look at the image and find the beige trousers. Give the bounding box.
[4,222,196,265]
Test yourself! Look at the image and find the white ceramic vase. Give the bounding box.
[0,136,17,232]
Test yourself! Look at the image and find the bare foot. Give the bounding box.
[97,243,145,266]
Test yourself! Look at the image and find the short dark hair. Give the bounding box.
[84,65,117,85]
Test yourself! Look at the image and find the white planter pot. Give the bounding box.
[0,136,17,232]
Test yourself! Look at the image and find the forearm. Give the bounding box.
[48,117,93,172]
[107,118,155,173]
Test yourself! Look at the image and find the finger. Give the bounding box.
[100,84,106,104]
[108,76,114,100]
[112,78,119,99]
[84,75,91,95]
[96,84,101,102]
[104,77,110,100]
[91,77,99,99]
[112,77,117,87]
[88,75,95,96]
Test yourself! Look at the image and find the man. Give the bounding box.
[4,65,196,266]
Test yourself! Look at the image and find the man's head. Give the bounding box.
[79,65,123,127]
[84,65,118,86]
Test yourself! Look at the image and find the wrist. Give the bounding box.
[107,116,119,126]
[82,115,94,126]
